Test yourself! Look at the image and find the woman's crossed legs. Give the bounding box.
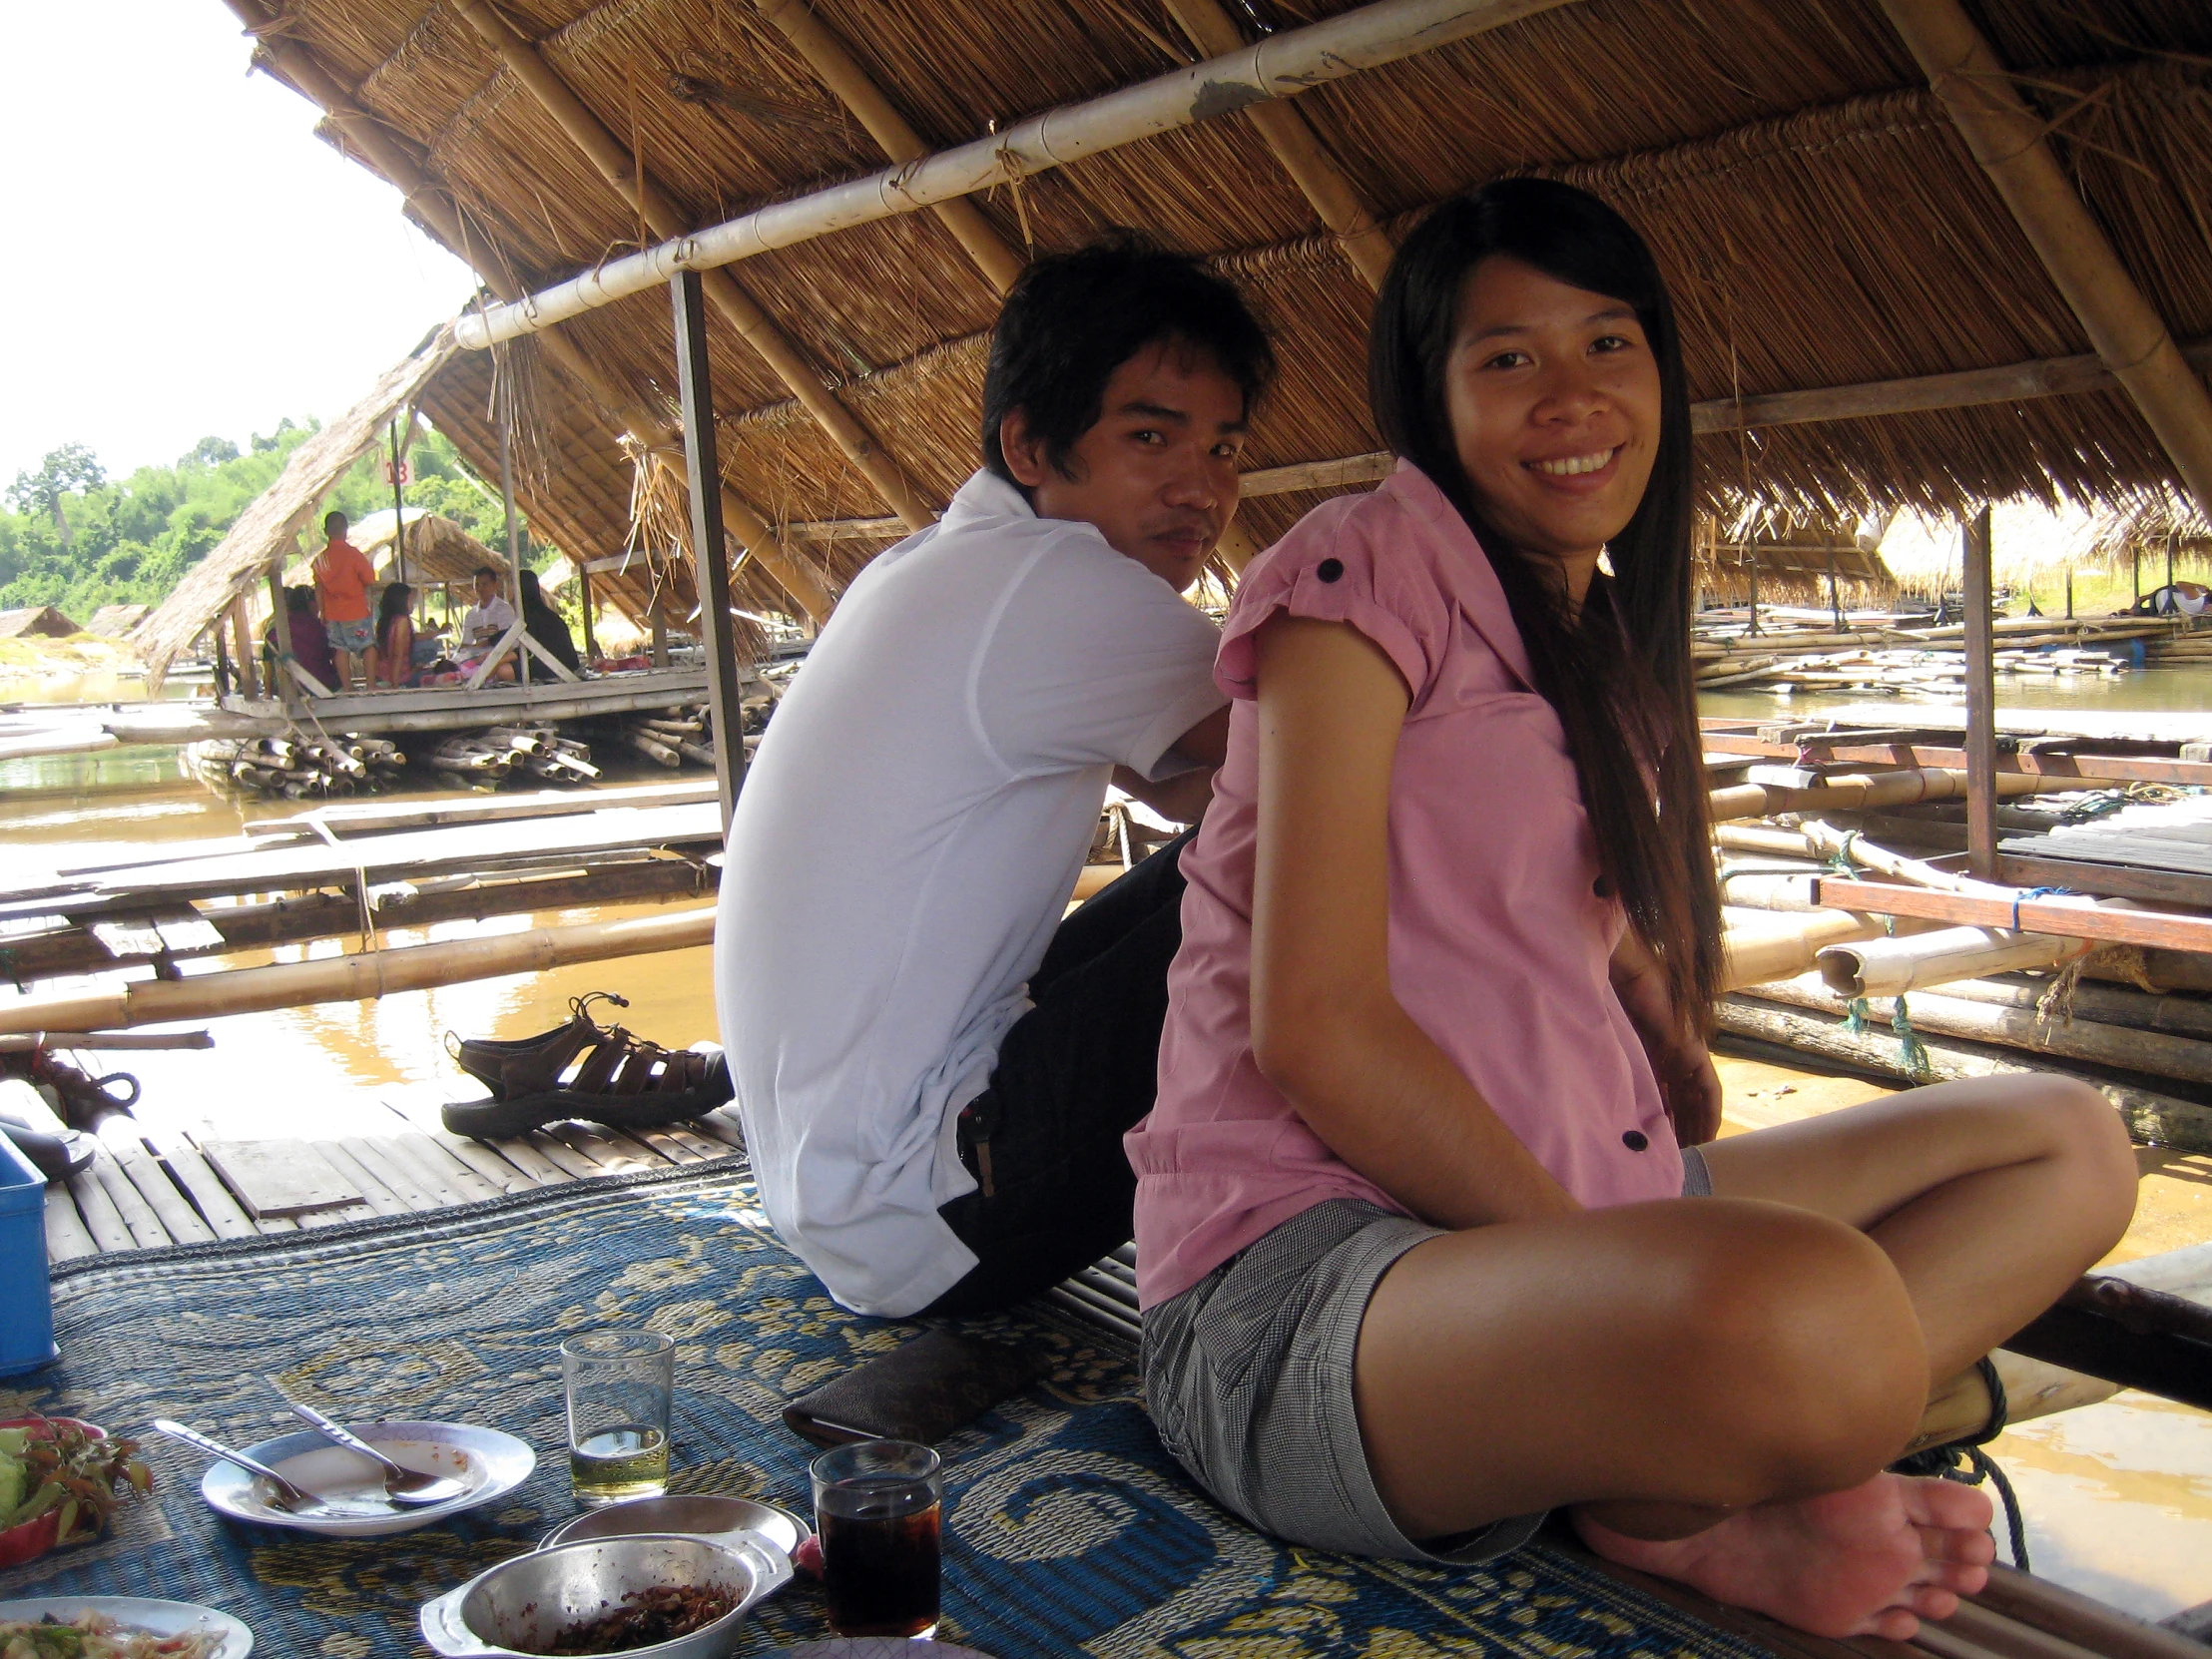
[1354,1073,2137,1639]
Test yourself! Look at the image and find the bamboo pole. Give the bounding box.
[0,907,718,1036]
[1816,924,2087,998]
[454,0,1583,346]
[1709,767,2079,823]
[1162,0,1395,289]
[222,0,830,627]
[449,0,933,531]
[1875,0,2212,518]
[1721,909,1886,990]
[227,597,259,702]
[1962,506,1998,875]
[751,0,1025,296]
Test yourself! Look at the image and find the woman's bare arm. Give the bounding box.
[1249,614,1579,1229]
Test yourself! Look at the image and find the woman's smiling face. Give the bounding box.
[1444,256,1663,589]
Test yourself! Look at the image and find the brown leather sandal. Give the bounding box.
[445,992,629,1099]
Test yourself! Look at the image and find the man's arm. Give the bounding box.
[1111,704,1227,825]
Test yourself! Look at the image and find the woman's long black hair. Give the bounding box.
[1369,178,1721,1035]
[377,582,412,648]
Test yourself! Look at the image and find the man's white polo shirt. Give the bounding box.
[713,469,1227,1316]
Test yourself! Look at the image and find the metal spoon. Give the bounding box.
[286,1401,471,1505]
[151,1418,368,1518]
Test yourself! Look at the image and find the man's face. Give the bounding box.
[1000,340,1248,592]
[475,574,499,606]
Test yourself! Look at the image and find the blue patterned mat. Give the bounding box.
[0,1162,1766,1658]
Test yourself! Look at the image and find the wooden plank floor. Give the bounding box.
[17,1075,746,1266]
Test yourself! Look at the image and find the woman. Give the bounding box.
[1126,180,2136,1640]
[518,567,583,675]
[373,582,422,688]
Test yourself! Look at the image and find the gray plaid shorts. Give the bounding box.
[1140,1145,1710,1563]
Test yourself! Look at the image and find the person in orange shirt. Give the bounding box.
[312,510,378,690]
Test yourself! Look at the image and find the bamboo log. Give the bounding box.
[1744,974,2212,1088]
[1931,975,2212,1044]
[1721,909,1886,990]
[1876,0,2212,518]
[0,906,717,1035]
[1816,924,2088,997]
[1716,994,2212,1152]
[752,0,1025,295]
[1816,877,2212,955]
[1709,768,2077,823]
[452,0,932,529]
[624,732,683,768]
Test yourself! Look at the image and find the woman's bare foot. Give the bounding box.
[1575,1473,1996,1640]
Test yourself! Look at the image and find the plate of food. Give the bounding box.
[0,1417,155,1568]
[197,1420,533,1538]
[0,1596,252,1657]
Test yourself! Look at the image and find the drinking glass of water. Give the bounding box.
[811,1439,943,1638]
[562,1330,675,1507]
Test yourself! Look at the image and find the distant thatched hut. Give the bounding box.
[84,603,150,639]
[0,606,82,641]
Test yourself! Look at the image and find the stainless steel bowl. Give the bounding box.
[540,1493,810,1559]
[418,1533,789,1657]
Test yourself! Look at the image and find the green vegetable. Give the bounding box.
[0,1428,29,1458]
[0,1445,21,1520]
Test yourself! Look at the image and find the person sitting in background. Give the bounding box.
[518,568,583,676]
[457,566,519,684]
[263,584,338,693]
[373,583,445,688]
[312,510,378,691]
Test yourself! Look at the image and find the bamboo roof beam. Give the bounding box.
[1162,0,1394,290]
[1876,0,2212,519]
[221,0,832,627]
[454,0,1582,347]
[752,0,1024,297]
[450,0,933,533]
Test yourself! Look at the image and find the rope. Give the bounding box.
[2007,885,2076,931]
[1892,1358,2029,1572]
[1889,994,1935,1079]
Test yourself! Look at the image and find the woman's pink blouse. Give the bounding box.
[1126,461,1683,1308]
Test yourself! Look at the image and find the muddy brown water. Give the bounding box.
[3,708,2211,1619]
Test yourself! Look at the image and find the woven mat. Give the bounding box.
[0,1162,1765,1659]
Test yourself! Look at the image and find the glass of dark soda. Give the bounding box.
[810,1439,943,1638]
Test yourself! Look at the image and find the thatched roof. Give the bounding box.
[226,0,2212,627]
[84,604,150,639]
[134,327,456,685]
[0,607,82,641]
[1881,492,2212,595]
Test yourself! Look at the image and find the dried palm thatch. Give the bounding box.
[1881,492,2212,596]
[231,0,2212,625]
[134,327,456,686]
[1697,513,1898,607]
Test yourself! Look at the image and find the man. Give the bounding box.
[459,566,519,683]
[716,238,1273,1317]
[311,511,377,690]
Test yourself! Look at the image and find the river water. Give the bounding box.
[2,672,2210,1620]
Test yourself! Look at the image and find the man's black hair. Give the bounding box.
[474,565,498,582]
[981,233,1274,488]
[323,510,346,535]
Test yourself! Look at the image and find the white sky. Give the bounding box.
[0,2,474,488]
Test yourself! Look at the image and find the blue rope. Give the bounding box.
[2008,885,2076,931]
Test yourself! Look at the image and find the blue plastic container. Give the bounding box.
[0,1131,56,1376]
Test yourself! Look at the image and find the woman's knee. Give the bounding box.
[1648,1203,1925,1499]
[2008,1075,2137,1244]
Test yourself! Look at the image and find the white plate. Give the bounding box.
[0,1595,253,1656]
[199,1419,535,1537]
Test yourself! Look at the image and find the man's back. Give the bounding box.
[715,470,1223,1315]
[314,539,373,622]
